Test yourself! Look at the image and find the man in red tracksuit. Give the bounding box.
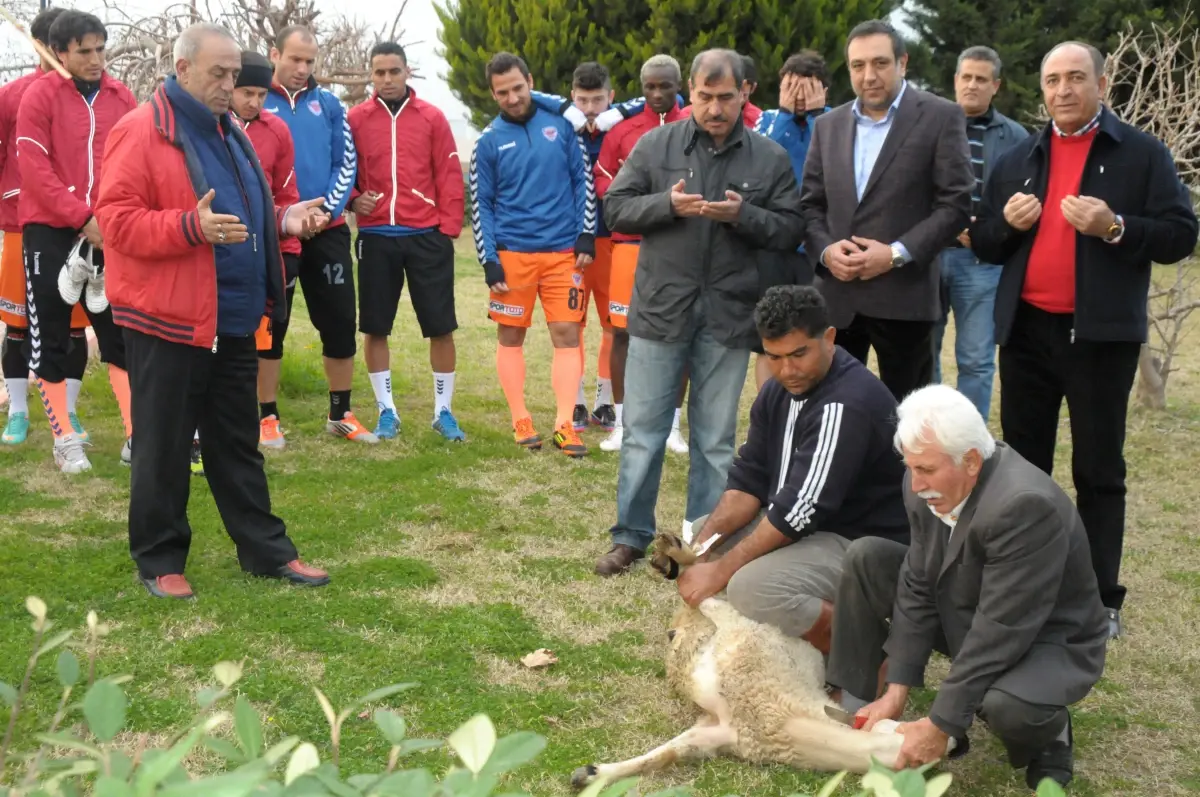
[16,10,137,474]
[233,51,301,451]
[592,54,689,456]
[347,42,465,442]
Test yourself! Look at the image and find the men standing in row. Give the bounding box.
[267,26,374,444]
[97,23,330,599]
[470,52,596,456]
[232,51,301,455]
[593,55,690,455]
[349,42,466,441]
[971,41,1198,638]
[932,46,1027,421]
[597,49,804,576]
[0,7,92,447]
[17,9,137,473]
[801,19,973,401]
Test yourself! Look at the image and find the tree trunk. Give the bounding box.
[1136,344,1167,410]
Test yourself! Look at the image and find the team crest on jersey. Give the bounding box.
[308,100,322,116]
[572,272,583,287]
[542,126,558,142]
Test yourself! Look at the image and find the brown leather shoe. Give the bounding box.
[140,573,195,600]
[801,599,834,655]
[275,560,330,587]
[595,544,644,577]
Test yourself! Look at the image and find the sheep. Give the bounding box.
[571,531,955,788]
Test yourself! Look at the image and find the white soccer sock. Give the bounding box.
[6,378,28,415]
[434,371,455,418]
[369,371,395,411]
[614,403,623,428]
[576,377,586,407]
[672,407,682,431]
[66,378,82,414]
[596,377,613,408]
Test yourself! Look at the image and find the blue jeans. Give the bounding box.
[611,325,750,552]
[932,247,1002,420]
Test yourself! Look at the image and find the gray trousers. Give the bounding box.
[825,536,1071,762]
[698,511,851,638]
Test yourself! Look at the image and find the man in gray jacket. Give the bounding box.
[595,48,805,576]
[825,385,1107,791]
[932,46,1028,420]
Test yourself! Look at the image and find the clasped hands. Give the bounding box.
[823,236,896,282]
[670,180,743,223]
[1003,191,1116,238]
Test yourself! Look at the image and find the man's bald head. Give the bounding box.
[1041,41,1105,78]
[1040,41,1108,134]
[174,23,241,115]
[271,24,319,92]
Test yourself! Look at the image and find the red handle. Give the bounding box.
[853,715,868,730]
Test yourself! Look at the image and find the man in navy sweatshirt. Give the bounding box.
[676,285,909,654]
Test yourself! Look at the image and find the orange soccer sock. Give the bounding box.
[597,330,613,381]
[496,344,530,425]
[107,365,133,438]
[552,346,583,429]
[35,378,70,438]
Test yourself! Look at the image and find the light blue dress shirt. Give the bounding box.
[851,81,911,262]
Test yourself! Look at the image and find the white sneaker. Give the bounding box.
[84,266,108,313]
[53,434,92,474]
[667,427,689,454]
[120,437,132,466]
[57,241,91,306]
[599,426,623,452]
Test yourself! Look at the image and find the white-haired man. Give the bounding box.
[824,384,1107,790]
[97,22,331,598]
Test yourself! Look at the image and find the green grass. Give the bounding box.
[1,247,1198,796]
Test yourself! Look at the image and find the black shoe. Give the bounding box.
[590,404,616,431]
[1025,716,1073,790]
[572,403,589,432]
[1106,608,1122,640]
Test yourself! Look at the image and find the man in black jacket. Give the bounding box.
[676,285,909,653]
[971,41,1197,638]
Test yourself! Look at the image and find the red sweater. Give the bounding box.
[1022,130,1097,313]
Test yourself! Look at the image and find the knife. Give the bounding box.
[824,705,868,729]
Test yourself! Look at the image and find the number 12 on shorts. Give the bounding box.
[323,263,345,285]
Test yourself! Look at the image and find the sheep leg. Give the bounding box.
[570,722,737,789]
[782,716,906,774]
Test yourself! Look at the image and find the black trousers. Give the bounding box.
[999,302,1140,610]
[125,329,297,578]
[826,537,1069,763]
[836,314,934,401]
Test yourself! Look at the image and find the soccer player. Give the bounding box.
[739,54,764,129]
[470,52,596,456]
[348,42,466,441]
[593,55,690,454]
[16,10,136,473]
[0,7,92,447]
[267,26,374,443]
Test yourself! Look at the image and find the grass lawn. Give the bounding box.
[1,241,1198,796]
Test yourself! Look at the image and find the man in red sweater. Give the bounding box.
[971,41,1198,640]
[347,42,465,442]
[16,10,137,473]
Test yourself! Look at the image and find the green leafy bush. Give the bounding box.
[2,597,975,797]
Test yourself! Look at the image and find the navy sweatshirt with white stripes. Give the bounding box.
[726,347,910,544]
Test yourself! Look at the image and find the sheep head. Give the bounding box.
[649,531,698,580]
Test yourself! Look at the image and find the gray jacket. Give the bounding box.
[603,117,805,349]
[884,443,1108,739]
[979,108,1028,185]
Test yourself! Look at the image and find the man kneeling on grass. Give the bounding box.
[676,285,909,654]
[826,384,1108,790]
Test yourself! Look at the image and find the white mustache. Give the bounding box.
[918,490,943,500]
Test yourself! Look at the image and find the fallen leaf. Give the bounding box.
[520,649,558,669]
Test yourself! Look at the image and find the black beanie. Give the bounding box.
[237,51,274,90]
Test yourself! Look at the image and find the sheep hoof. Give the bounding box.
[570,764,598,789]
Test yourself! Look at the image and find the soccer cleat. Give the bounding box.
[326,412,380,444]
[553,421,588,458]
[57,241,91,306]
[53,434,92,474]
[513,416,542,450]
[599,426,623,452]
[374,407,401,440]
[2,412,29,445]
[259,416,286,449]
[190,439,204,477]
[120,437,132,466]
[433,408,466,442]
[667,427,689,454]
[84,267,108,314]
[572,403,589,432]
[590,404,616,431]
[68,412,90,443]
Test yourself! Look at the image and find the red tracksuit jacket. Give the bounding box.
[236,110,301,256]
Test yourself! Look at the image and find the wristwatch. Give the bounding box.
[1104,215,1125,243]
[889,243,906,269]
